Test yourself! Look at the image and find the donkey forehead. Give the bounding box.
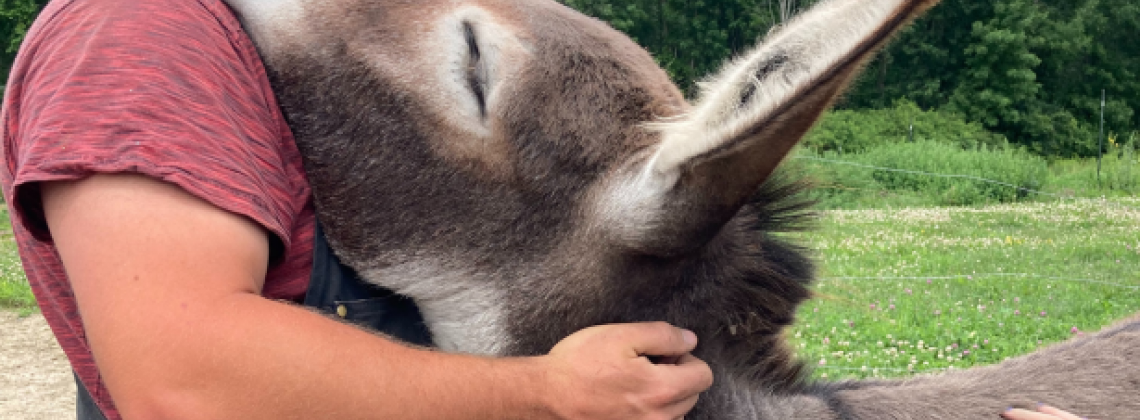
[247,0,683,117]
[241,0,686,178]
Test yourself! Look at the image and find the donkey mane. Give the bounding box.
[675,175,817,391]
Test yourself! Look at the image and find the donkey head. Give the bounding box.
[227,0,939,387]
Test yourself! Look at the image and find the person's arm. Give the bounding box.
[44,173,713,420]
[1002,405,1089,420]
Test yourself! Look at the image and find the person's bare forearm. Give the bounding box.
[109,291,548,420]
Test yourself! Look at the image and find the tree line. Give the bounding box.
[1,0,1135,157]
[562,0,1139,158]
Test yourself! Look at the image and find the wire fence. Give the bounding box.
[794,156,1139,377]
[792,155,1140,211]
[818,273,1140,292]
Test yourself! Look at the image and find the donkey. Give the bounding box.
[224,0,1140,418]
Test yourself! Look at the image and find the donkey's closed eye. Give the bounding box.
[463,21,488,119]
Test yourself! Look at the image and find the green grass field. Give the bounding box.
[790,197,1140,379]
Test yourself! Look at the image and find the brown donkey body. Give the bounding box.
[224,0,1140,417]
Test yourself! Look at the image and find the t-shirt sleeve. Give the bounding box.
[3,0,298,247]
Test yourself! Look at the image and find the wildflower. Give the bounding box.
[819,358,827,366]
[977,305,986,312]
[934,309,942,316]
[870,304,877,311]
[1040,311,1047,317]
[963,350,970,356]
[1070,327,1080,334]
[905,289,912,295]
[927,279,932,284]
[823,337,831,344]
[1014,310,1021,315]
[984,339,989,345]
[1014,297,1020,303]
[889,304,896,310]
[952,343,958,349]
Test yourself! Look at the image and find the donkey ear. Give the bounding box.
[622,0,940,254]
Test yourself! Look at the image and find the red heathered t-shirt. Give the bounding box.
[0,0,316,418]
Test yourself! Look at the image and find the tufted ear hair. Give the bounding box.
[615,0,941,255]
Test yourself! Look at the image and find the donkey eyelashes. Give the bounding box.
[463,21,489,119]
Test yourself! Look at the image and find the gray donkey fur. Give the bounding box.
[224,0,1140,418]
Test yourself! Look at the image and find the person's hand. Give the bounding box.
[538,322,714,420]
[1002,404,1090,420]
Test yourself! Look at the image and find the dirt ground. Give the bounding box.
[0,310,75,420]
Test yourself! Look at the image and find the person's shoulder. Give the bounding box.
[31,0,244,43]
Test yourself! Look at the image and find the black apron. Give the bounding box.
[76,220,433,419]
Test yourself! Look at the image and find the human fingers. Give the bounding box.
[1037,405,1086,420]
[662,392,700,420]
[616,322,699,358]
[542,324,708,420]
[655,353,714,400]
[1001,408,1070,420]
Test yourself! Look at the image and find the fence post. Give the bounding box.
[1098,89,1105,185]
[908,114,915,143]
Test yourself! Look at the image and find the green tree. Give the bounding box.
[842,2,992,110]
[947,0,1045,140]
[561,0,816,93]
[0,0,47,87]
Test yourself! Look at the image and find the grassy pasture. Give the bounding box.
[791,198,1140,379]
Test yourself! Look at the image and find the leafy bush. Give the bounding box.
[803,100,1008,154]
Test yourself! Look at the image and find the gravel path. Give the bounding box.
[0,310,74,420]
